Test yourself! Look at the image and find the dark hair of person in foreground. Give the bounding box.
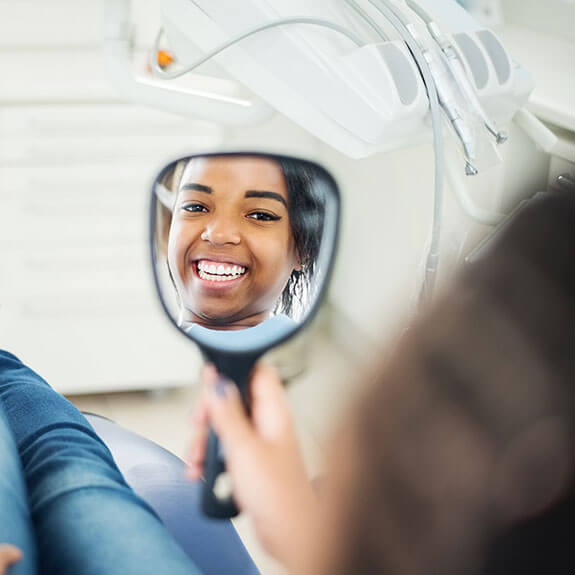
[317,186,575,575]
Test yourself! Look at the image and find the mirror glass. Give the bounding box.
[150,153,339,353]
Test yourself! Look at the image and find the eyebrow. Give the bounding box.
[180,183,288,208]
[245,190,287,207]
[180,182,212,194]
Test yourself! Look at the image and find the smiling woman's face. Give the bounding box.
[167,156,300,330]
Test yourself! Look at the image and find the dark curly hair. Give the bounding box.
[275,157,326,319]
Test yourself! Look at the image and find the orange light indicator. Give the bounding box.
[157,50,174,69]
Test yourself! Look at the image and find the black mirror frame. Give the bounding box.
[149,150,341,362]
[149,151,341,518]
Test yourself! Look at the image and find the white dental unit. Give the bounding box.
[0,0,574,398]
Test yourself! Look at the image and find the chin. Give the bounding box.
[196,309,242,325]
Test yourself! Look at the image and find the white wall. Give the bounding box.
[501,0,575,43]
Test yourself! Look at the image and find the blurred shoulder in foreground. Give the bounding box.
[313,186,575,575]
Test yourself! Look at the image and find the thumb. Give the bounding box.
[206,378,253,452]
[0,545,22,572]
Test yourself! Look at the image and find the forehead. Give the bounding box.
[180,156,286,193]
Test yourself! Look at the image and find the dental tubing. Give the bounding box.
[364,0,445,305]
[344,0,391,41]
[151,17,364,80]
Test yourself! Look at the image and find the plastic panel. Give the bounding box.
[477,29,511,85]
[378,43,419,105]
[454,32,489,89]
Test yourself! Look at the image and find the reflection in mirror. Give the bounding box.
[151,153,337,351]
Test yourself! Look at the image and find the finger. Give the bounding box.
[187,432,208,479]
[187,368,216,470]
[190,393,209,427]
[250,364,293,438]
[186,412,209,479]
[189,394,210,463]
[185,441,204,480]
[187,366,228,480]
[0,545,22,571]
[201,363,218,388]
[206,378,253,453]
[189,421,208,461]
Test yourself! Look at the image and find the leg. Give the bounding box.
[0,351,200,575]
[0,408,37,575]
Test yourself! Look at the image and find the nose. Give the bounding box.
[200,214,241,246]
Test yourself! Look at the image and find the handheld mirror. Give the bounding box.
[150,152,340,518]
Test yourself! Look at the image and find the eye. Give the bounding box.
[181,202,208,214]
[247,211,281,222]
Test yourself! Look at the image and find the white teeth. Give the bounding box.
[197,261,246,281]
[198,268,244,281]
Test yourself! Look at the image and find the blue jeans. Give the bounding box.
[0,350,201,575]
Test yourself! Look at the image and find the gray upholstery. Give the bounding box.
[84,413,259,575]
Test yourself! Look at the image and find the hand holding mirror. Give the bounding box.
[150,152,340,518]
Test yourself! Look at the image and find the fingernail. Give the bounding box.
[214,377,229,399]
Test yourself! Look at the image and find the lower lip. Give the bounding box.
[192,263,247,290]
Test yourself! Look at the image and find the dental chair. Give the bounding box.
[83,413,260,575]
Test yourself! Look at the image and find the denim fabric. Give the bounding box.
[0,410,37,575]
[0,350,201,575]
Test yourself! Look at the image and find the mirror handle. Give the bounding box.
[201,352,257,519]
[201,428,239,518]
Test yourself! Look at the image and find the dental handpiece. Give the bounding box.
[445,46,507,144]
[405,0,508,146]
[425,49,478,175]
[427,24,508,145]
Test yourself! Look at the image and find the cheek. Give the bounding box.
[259,236,297,283]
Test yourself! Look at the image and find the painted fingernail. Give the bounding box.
[214,378,228,398]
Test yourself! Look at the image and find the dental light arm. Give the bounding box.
[102,0,273,126]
